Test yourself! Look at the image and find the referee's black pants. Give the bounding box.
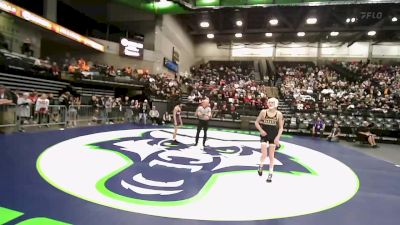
[195,119,209,146]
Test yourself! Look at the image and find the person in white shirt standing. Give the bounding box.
[17,92,32,131]
[162,111,172,124]
[35,94,49,126]
[149,106,160,125]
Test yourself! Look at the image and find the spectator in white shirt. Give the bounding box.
[187,93,196,103]
[149,106,160,125]
[35,94,49,125]
[162,111,172,124]
[17,92,32,130]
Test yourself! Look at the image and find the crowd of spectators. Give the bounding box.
[187,62,271,118]
[145,73,186,100]
[13,90,82,130]
[280,62,400,115]
[87,96,171,125]
[0,44,154,86]
[1,40,272,120]
[62,56,142,80]
[59,55,191,103]
[0,83,174,131]
[3,35,400,129]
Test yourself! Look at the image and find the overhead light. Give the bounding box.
[235,33,242,38]
[392,17,398,22]
[236,20,243,26]
[330,31,339,36]
[200,21,210,28]
[269,19,278,26]
[207,33,214,39]
[367,31,376,36]
[306,17,317,24]
[201,0,217,3]
[265,32,273,37]
[346,17,355,23]
[157,0,173,8]
[297,32,305,37]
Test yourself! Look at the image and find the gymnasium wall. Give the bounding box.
[0,12,42,57]
[194,41,400,63]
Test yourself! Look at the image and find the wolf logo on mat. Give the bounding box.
[90,130,313,201]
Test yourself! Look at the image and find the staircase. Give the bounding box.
[267,60,278,85]
[253,61,261,81]
[327,63,359,82]
[265,87,280,98]
[259,60,267,81]
[181,94,189,103]
[278,99,294,118]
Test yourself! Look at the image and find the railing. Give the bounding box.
[0,104,17,133]
[68,105,162,126]
[0,104,68,133]
[72,105,136,125]
[0,104,165,134]
[1,104,399,143]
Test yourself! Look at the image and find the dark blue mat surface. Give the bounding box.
[0,124,399,225]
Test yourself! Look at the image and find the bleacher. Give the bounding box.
[327,63,360,82]
[273,61,315,68]
[0,49,144,89]
[0,49,53,78]
[209,60,254,69]
[288,110,400,141]
[1,50,399,143]
[0,72,69,97]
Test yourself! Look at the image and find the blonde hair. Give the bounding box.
[268,97,279,108]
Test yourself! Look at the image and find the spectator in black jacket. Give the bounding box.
[139,99,149,124]
[58,92,70,122]
[89,95,99,124]
[357,121,378,148]
[0,85,14,105]
[0,85,16,133]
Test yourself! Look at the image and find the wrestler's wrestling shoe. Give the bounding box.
[257,165,263,176]
[266,173,273,183]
